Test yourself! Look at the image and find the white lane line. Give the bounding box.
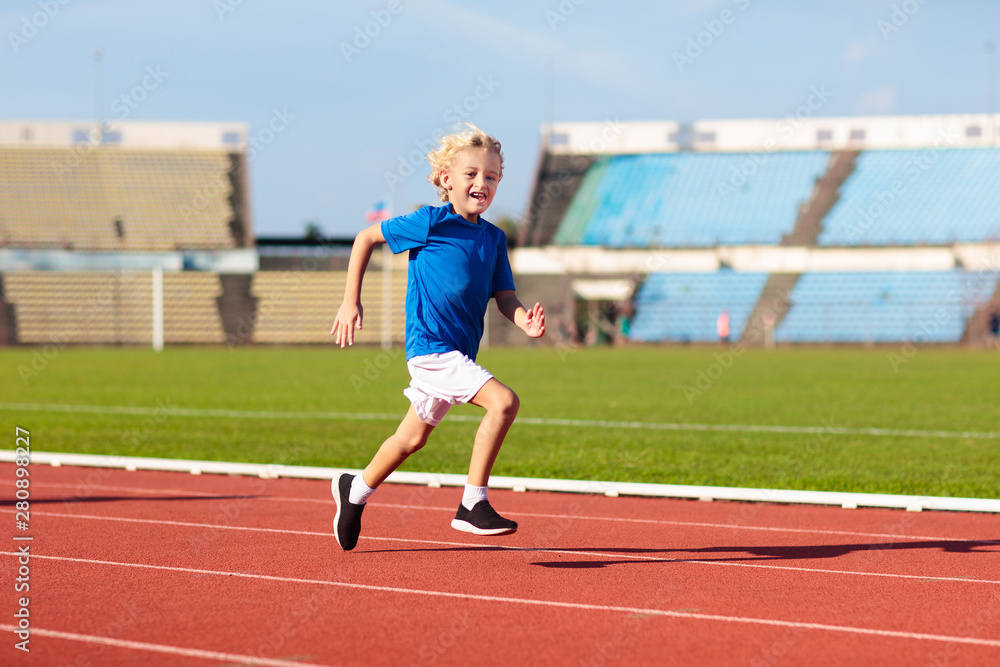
[2,400,997,439]
[0,623,333,666]
[5,480,225,497]
[4,553,1000,649]
[10,511,1000,586]
[371,503,1000,544]
[2,485,996,543]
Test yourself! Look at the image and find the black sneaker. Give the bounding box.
[451,499,517,536]
[333,473,365,551]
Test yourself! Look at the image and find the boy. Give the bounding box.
[330,124,545,551]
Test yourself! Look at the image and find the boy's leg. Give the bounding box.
[450,378,519,536]
[362,404,436,488]
[334,405,435,551]
[466,378,520,486]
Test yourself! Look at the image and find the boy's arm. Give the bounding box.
[494,290,545,338]
[331,222,387,347]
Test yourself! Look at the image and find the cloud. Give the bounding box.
[843,41,871,66]
[409,0,650,90]
[842,32,889,67]
[853,87,897,115]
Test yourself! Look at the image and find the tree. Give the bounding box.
[495,216,519,249]
[303,221,324,242]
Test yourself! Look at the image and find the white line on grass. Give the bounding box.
[2,400,997,440]
[9,510,1000,586]
[4,552,1000,649]
[0,624,332,667]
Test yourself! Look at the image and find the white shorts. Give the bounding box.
[403,351,494,427]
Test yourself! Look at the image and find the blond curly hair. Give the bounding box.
[426,123,504,202]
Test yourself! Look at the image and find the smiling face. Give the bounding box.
[440,148,502,223]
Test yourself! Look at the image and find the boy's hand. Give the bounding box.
[331,302,363,348]
[523,302,545,338]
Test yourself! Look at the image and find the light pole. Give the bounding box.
[93,47,104,137]
[987,40,997,144]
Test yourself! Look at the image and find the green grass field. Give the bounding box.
[3,345,998,498]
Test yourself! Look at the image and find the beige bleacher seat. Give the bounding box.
[5,271,153,343]
[250,271,407,344]
[4,271,225,344]
[162,272,226,343]
[0,147,235,250]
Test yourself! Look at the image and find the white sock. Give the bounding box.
[462,484,488,510]
[349,474,376,505]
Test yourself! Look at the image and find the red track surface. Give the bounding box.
[2,462,999,666]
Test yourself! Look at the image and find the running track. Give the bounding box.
[2,462,999,666]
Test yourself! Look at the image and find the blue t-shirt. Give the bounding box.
[381,204,515,361]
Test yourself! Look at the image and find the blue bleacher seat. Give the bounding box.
[629,272,769,342]
[819,148,1000,246]
[776,271,1000,343]
[556,151,830,248]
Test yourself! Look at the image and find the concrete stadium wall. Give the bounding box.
[546,113,1000,154]
[511,245,1000,275]
[0,120,248,150]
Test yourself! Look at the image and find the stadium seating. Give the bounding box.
[776,271,1000,343]
[3,271,226,343]
[818,148,1000,246]
[554,151,830,247]
[0,147,237,250]
[249,272,407,344]
[629,271,770,342]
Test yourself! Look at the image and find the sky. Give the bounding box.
[2,0,998,239]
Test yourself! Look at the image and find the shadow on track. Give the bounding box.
[530,540,1000,568]
[359,539,1000,567]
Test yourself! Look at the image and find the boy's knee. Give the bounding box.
[395,431,428,455]
[494,389,519,420]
